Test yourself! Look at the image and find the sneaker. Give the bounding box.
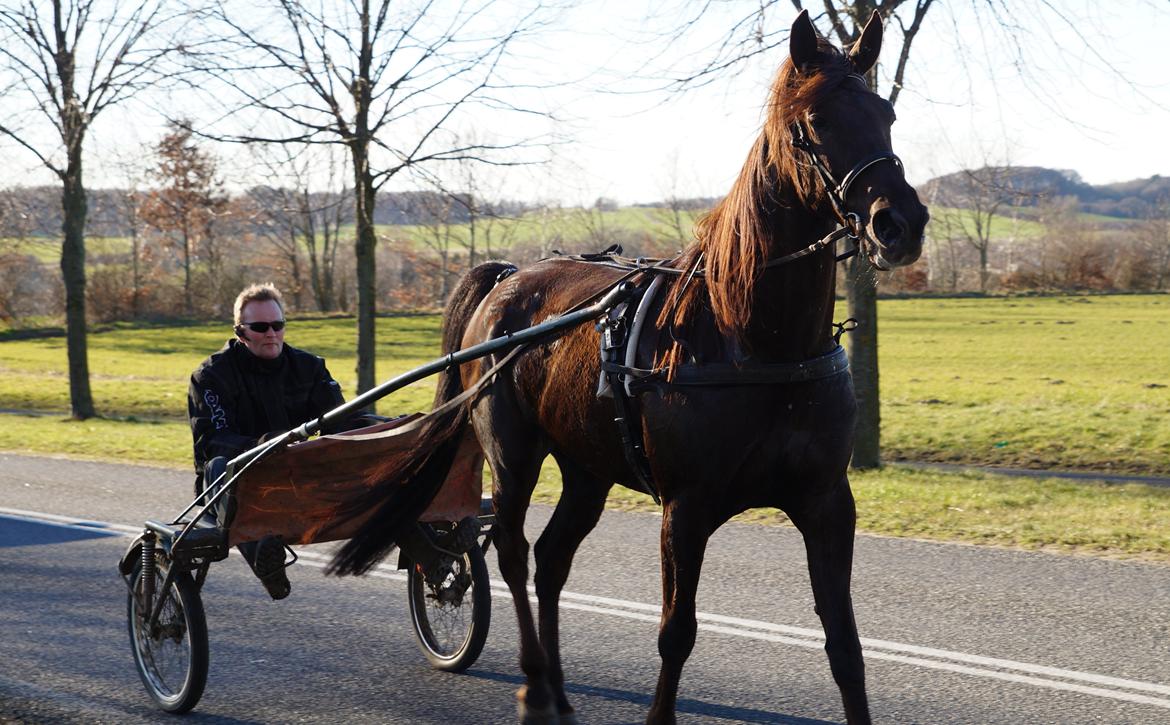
[246,535,291,600]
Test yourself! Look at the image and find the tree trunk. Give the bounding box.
[130,216,141,319]
[847,255,880,469]
[351,0,377,404]
[183,223,193,316]
[352,143,377,405]
[980,246,989,293]
[61,149,96,420]
[848,36,883,470]
[307,243,325,311]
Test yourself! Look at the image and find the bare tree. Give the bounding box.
[944,165,1022,293]
[924,214,962,292]
[0,0,173,418]
[123,189,146,317]
[476,198,523,263]
[1035,196,1112,290]
[651,151,700,250]
[411,188,462,303]
[0,191,46,322]
[1138,196,1170,291]
[241,145,350,312]
[429,147,528,268]
[184,0,557,400]
[574,197,624,249]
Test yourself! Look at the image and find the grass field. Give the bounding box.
[2,294,1168,561]
[880,295,1170,474]
[383,205,700,253]
[3,235,132,264]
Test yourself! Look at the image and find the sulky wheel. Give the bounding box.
[406,545,491,672]
[126,553,209,713]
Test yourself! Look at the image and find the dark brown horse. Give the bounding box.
[331,10,927,725]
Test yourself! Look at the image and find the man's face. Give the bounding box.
[237,299,285,360]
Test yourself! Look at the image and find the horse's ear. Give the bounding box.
[848,10,883,75]
[789,9,819,70]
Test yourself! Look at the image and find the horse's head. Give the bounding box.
[771,10,928,269]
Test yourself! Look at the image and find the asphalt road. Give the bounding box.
[1,453,1168,724]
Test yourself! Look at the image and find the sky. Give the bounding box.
[515,0,1170,206]
[5,0,1169,207]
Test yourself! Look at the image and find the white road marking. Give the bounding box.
[6,507,1168,710]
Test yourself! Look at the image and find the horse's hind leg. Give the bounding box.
[647,495,712,725]
[478,408,557,724]
[532,455,613,724]
[790,477,871,725]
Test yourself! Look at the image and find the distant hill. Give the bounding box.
[920,167,1170,219]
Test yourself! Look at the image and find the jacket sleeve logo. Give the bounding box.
[204,389,227,431]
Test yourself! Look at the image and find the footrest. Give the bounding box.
[145,519,230,564]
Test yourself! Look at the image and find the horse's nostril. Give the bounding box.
[871,208,907,246]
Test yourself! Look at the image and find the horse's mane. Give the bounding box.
[657,39,854,369]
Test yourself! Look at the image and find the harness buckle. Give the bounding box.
[833,318,859,344]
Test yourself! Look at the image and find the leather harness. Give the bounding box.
[575,248,855,505]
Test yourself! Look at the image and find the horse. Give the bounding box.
[329,10,927,725]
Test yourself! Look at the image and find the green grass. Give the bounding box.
[879,295,1170,475]
[741,467,1169,560]
[379,206,702,253]
[0,315,442,419]
[925,206,1136,243]
[927,206,1046,241]
[2,294,1168,562]
[3,235,131,263]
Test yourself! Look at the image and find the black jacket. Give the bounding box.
[188,339,344,485]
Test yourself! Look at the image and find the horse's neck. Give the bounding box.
[745,208,839,362]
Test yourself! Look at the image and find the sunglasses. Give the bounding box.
[236,320,286,334]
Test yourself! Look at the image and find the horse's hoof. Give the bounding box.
[557,712,580,725]
[517,689,558,725]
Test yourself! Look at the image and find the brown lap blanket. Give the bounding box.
[226,414,484,547]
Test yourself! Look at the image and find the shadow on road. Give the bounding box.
[467,669,837,724]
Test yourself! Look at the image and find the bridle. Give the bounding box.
[764,82,905,270]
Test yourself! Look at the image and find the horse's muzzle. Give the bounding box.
[867,200,927,268]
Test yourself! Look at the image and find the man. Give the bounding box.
[189,283,348,600]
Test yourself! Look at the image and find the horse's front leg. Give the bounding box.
[789,476,871,725]
[647,494,712,725]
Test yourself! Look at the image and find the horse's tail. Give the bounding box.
[327,261,515,576]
